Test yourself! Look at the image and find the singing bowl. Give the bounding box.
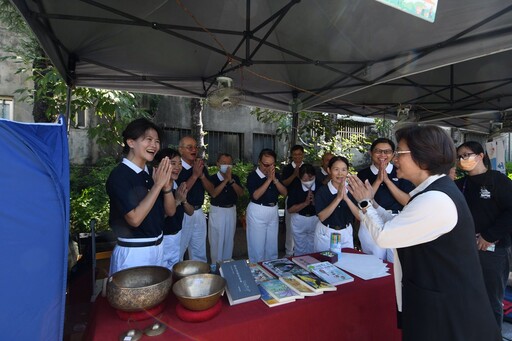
[106,266,172,312]
[172,274,226,311]
[172,260,210,282]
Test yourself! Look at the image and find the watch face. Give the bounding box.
[358,200,369,209]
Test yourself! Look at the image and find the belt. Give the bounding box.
[299,213,314,217]
[117,235,163,247]
[192,205,202,210]
[212,204,234,208]
[252,201,276,207]
[328,224,347,231]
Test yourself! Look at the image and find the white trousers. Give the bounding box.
[314,222,354,252]
[180,209,207,262]
[208,205,237,264]
[358,219,394,263]
[284,198,294,256]
[109,236,164,275]
[162,231,181,270]
[246,202,278,263]
[291,213,319,256]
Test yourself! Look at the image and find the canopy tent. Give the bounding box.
[10,0,512,134]
[0,117,69,340]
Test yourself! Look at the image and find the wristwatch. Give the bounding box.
[357,199,372,210]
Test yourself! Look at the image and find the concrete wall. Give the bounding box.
[154,96,283,163]
[0,25,33,122]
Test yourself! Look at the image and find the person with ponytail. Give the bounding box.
[455,141,512,329]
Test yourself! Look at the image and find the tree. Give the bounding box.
[0,0,155,155]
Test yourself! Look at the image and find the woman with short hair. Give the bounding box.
[347,125,500,341]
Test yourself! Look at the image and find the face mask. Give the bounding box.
[301,179,315,189]
[459,158,478,171]
[220,164,231,173]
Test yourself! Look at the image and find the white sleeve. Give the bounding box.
[361,191,458,248]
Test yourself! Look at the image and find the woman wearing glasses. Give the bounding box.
[455,141,512,330]
[356,138,414,262]
[347,125,500,341]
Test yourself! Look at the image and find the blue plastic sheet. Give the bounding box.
[0,116,69,340]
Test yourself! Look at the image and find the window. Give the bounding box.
[205,131,243,164]
[252,133,275,165]
[0,98,14,120]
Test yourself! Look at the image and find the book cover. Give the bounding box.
[219,259,261,305]
[258,286,293,308]
[248,263,275,284]
[279,276,322,296]
[262,258,310,278]
[307,261,354,286]
[291,255,321,270]
[294,272,337,292]
[260,278,302,302]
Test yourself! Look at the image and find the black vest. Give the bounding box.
[397,176,500,341]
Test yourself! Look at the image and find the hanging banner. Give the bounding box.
[376,0,438,23]
[486,138,506,174]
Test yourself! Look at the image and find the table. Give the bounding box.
[85,257,401,341]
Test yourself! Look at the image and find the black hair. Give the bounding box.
[290,145,304,154]
[217,153,233,162]
[154,148,180,165]
[328,155,349,169]
[395,125,455,175]
[299,163,316,178]
[258,148,277,161]
[370,137,395,151]
[456,141,491,168]
[122,118,162,155]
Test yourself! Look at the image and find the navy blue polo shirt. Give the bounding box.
[315,181,354,228]
[281,162,302,190]
[209,173,242,207]
[315,166,329,185]
[176,160,209,207]
[357,164,414,212]
[247,168,281,205]
[163,187,185,235]
[287,182,320,216]
[106,161,164,239]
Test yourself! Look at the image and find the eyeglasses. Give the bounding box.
[393,150,411,158]
[457,153,476,160]
[181,144,198,151]
[373,149,393,155]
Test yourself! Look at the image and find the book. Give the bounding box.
[294,272,337,292]
[248,263,275,284]
[291,255,321,270]
[262,258,310,278]
[279,275,322,296]
[258,286,293,308]
[307,261,354,286]
[219,259,261,305]
[260,278,303,302]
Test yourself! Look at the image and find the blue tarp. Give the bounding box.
[0,116,69,340]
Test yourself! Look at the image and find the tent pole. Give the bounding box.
[291,111,298,146]
[65,86,72,134]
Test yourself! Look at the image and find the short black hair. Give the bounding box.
[122,118,162,155]
[154,148,180,165]
[395,125,455,175]
[290,145,304,153]
[328,155,349,169]
[217,153,233,162]
[370,137,395,152]
[258,148,277,161]
[299,163,316,177]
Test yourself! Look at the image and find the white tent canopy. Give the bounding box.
[11,0,512,134]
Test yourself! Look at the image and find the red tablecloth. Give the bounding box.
[85,257,401,341]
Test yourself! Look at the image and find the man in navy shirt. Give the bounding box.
[208,153,244,264]
[177,136,214,263]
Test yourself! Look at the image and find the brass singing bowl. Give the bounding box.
[106,266,172,312]
[172,260,210,282]
[172,274,226,311]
